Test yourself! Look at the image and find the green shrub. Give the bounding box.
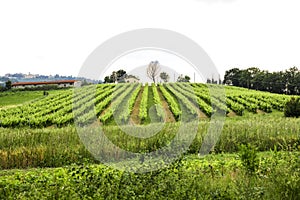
[239,144,259,175]
[284,97,300,117]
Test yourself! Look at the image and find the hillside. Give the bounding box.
[0,83,294,128]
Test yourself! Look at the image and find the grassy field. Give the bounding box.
[0,90,68,108]
[0,84,299,199]
[0,91,44,107]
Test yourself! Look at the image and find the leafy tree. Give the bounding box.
[104,69,127,83]
[159,72,169,82]
[247,67,260,89]
[184,75,190,82]
[115,69,127,82]
[177,74,190,82]
[284,97,300,117]
[253,70,269,91]
[270,71,285,94]
[5,80,12,90]
[223,68,241,85]
[239,69,251,88]
[147,61,160,83]
[284,67,299,95]
[104,76,111,83]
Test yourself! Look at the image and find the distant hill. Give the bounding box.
[1,73,99,84]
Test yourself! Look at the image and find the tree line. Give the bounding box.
[223,67,300,95]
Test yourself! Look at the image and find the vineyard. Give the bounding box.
[0,83,299,199]
[0,83,293,128]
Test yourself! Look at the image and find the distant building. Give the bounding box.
[124,75,140,83]
[12,80,81,89]
[24,73,37,79]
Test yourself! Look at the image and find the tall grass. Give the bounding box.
[0,114,299,169]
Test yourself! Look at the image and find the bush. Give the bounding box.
[239,144,258,175]
[284,97,300,117]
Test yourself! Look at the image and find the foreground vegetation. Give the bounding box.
[0,151,299,199]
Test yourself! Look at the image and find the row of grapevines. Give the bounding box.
[228,96,258,113]
[73,87,115,125]
[176,82,195,94]
[190,85,211,105]
[170,83,213,117]
[225,85,290,112]
[159,84,181,120]
[28,85,110,127]
[165,84,197,116]
[251,94,288,111]
[0,84,113,128]
[119,84,142,123]
[0,84,99,119]
[239,95,272,113]
[225,98,245,116]
[73,84,112,110]
[94,87,122,116]
[0,92,73,127]
[192,84,230,114]
[45,85,113,126]
[139,84,148,122]
[76,87,122,126]
[0,91,72,116]
[152,84,165,120]
[99,84,137,124]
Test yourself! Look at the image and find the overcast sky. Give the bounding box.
[1,0,300,81]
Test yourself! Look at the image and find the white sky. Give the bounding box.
[103,50,206,83]
[1,0,300,80]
